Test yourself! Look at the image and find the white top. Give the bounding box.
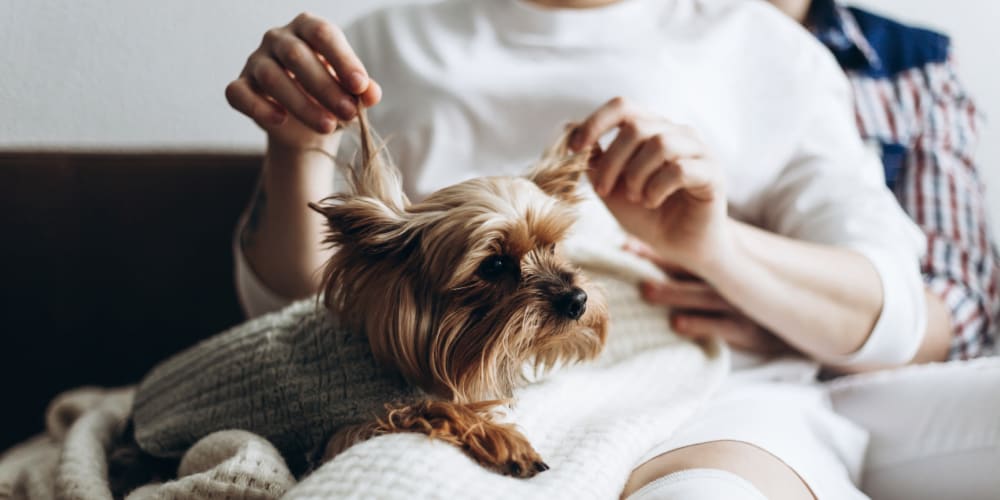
[236,0,927,366]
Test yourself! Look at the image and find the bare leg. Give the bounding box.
[621,440,815,500]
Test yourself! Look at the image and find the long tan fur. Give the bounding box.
[310,109,607,478]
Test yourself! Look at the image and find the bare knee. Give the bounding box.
[621,440,815,500]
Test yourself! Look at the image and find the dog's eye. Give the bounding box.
[478,255,513,281]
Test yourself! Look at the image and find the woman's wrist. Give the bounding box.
[665,216,743,284]
[263,134,342,193]
[266,132,341,169]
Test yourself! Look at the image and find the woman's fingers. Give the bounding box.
[247,56,337,133]
[573,96,711,206]
[626,129,708,206]
[571,96,630,153]
[671,313,735,339]
[672,313,790,355]
[225,77,287,128]
[643,164,685,208]
[623,137,672,203]
[591,118,642,195]
[359,79,382,107]
[266,30,358,122]
[235,13,382,133]
[291,13,370,95]
[641,279,735,312]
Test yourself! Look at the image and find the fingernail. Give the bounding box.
[348,72,368,93]
[270,110,286,125]
[320,118,337,133]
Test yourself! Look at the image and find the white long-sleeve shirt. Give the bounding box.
[235,0,927,366]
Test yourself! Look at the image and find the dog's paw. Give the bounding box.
[376,400,550,478]
[499,453,549,478]
[464,427,549,478]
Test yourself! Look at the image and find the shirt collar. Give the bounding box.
[808,0,882,71]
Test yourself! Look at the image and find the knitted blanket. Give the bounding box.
[131,298,417,470]
[0,196,729,500]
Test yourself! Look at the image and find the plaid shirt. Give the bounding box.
[810,1,998,359]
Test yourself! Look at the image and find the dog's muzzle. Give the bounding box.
[554,288,587,320]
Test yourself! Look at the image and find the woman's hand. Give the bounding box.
[570,97,730,276]
[625,239,794,357]
[225,13,382,150]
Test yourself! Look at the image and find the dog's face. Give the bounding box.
[311,124,608,403]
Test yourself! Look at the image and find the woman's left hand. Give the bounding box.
[624,239,794,357]
[571,97,730,276]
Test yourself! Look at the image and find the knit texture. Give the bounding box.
[131,299,415,467]
[0,386,298,500]
[0,194,730,499]
[127,430,296,500]
[0,261,728,500]
[280,195,731,499]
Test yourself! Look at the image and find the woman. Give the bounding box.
[226,0,949,497]
[632,1,1000,497]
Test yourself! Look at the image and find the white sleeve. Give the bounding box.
[232,214,296,319]
[758,59,927,367]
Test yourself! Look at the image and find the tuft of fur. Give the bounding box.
[309,109,608,476]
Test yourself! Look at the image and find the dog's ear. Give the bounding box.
[308,198,411,256]
[344,107,410,213]
[526,128,591,203]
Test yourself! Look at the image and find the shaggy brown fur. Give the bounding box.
[309,110,608,477]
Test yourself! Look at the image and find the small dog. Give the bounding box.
[309,110,609,477]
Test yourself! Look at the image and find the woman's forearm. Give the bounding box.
[241,137,340,299]
[833,288,952,372]
[700,220,886,361]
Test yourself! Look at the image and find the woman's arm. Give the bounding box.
[225,13,382,312]
[708,220,882,358]
[705,220,951,366]
[573,68,927,367]
[239,142,339,301]
[628,238,952,367]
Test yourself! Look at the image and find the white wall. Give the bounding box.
[0,1,423,153]
[2,1,998,226]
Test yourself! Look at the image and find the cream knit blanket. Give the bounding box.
[0,196,729,500]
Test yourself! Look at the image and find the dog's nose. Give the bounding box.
[556,288,588,320]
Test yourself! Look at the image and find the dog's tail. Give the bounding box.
[107,417,178,497]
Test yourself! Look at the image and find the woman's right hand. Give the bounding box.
[225,13,382,150]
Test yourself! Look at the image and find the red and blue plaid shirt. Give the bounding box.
[811,1,998,359]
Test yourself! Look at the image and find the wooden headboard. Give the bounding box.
[0,152,261,450]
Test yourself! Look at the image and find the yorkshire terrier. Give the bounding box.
[115,112,609,490]
[309,110,609,477]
